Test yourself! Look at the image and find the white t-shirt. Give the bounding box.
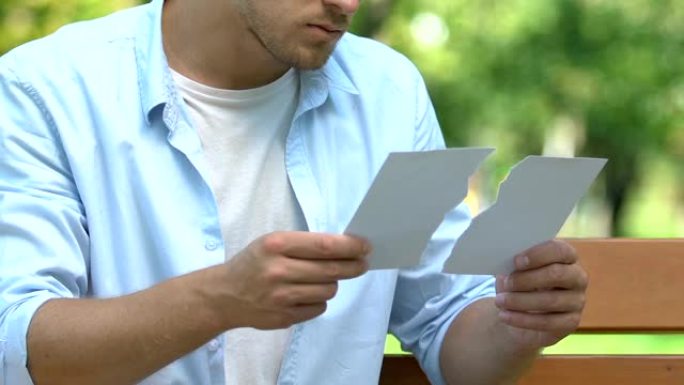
[172,68,307,385]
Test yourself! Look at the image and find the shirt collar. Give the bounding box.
[315,44,360,96]
[135,0,172,125]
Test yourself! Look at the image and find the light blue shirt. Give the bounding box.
[0,1,495,384]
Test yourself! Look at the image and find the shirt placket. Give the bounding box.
[162,98,227,385]
[277,72,330,385]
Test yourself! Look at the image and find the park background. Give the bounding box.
[1,0,682,356]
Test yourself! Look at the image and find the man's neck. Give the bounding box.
[162,0,290,90]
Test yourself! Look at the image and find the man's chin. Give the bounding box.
[289,45,337,71]
[293,57,331,71]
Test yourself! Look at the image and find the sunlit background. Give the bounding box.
[351,0,684,238]
[1,0,682,356]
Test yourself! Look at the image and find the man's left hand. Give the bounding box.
[495,240,588,350]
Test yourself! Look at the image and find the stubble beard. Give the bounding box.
[251,23,338,70]
[239,4,339,70]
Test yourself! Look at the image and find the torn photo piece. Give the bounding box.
[345,148,494,270]
[443,156,607,276]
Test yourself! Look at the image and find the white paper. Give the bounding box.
[443,156,607,275]
[345,148,494,270]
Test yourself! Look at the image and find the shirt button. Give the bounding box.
[208,339,220,351]
[205,240,219,251]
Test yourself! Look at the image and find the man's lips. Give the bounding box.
[308,23,346,34]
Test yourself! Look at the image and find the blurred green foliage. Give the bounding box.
[385,332,684,355]
[1,0,682,236]
[354,0,684,236]
[0,0,140,54]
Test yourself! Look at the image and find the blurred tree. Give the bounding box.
[0,0,142,54]
[353,0,684,236]
[351,0,397,38]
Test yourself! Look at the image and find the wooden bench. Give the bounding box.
[380,239,684,385]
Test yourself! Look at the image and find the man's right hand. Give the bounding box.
[207,232,371,330]
[26,231,369,385]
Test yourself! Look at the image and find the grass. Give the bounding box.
[384,334,684,355]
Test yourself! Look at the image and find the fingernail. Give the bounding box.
[516,255,529,269]
[498,311,511,322]
[495,293,505,307]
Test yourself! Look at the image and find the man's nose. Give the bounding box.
[323,0,361,15]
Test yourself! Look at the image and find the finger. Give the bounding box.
[514,240,578,271]
[274,257,367,283]
[495,290,586,313]
[495,275,506,294]
[260,232,371,261]
[504,263,588,292]
[499,310,581,332]
[272,283,339,306]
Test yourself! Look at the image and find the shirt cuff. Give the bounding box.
[2,292,60,385]
[422,283,496,385]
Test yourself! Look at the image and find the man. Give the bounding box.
[0,0,588,384]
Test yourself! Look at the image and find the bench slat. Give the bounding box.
[568,239,684,331]
[520,355,684,385]
[380,355,684,385]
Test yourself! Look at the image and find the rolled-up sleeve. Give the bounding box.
[0,60,89,384]
[389,208,496,385]
[389,71,496,385]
